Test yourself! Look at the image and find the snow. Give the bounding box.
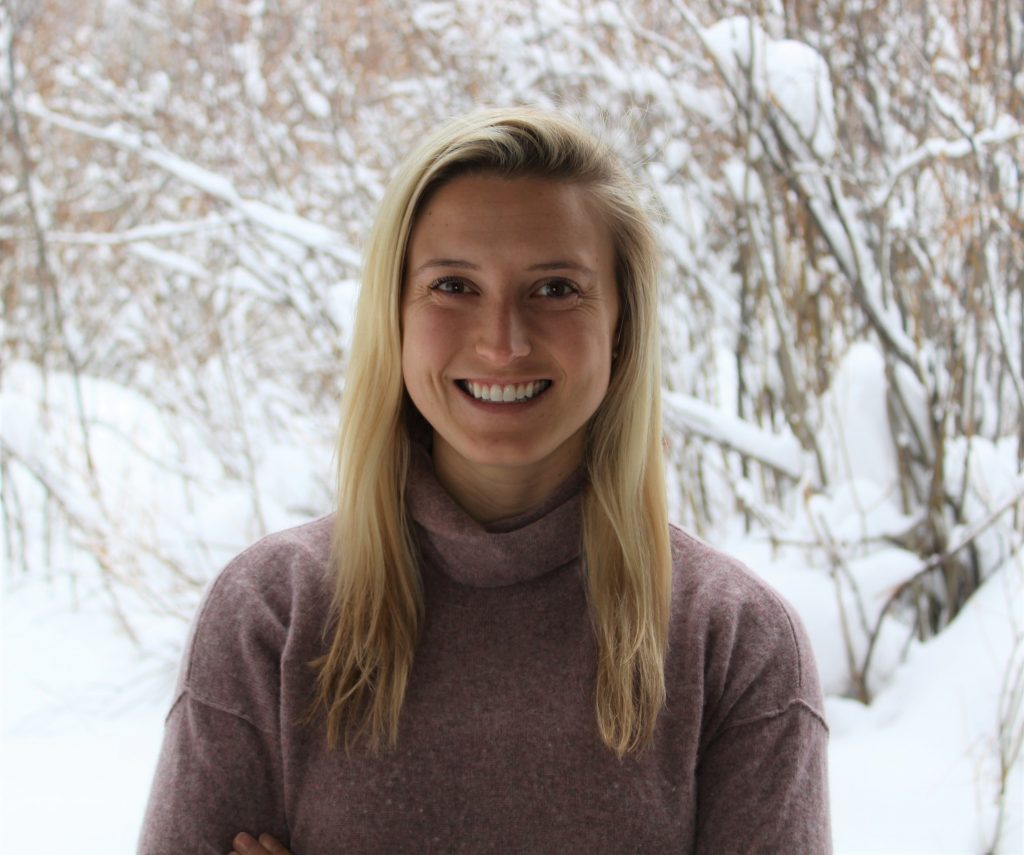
[128,242,210,280]
[826,558,1024,853]
[22,100,362,267]
[876,116,1024,207]
[412,2,457,31]
[701,17,837,158]
[299,87,331,120]
[0,360,332,591]
[723,157,765,203]
[236,40,267,107]
[0,578,172,854]
[47,213,245,245]
[663,389,804,479]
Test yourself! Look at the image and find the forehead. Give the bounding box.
[406,174,613,263]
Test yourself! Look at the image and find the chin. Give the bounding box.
[457,434,582,473]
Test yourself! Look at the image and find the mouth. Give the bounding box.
[456,379,552,403]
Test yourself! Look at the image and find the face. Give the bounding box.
[401,173,619,493]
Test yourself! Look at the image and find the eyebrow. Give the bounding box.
[413,258,595,275]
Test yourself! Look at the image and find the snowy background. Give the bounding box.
[2,1,1022,852]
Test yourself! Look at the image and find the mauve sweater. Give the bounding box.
[139,446,831,854]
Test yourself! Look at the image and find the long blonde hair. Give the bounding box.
[310,107,671,758]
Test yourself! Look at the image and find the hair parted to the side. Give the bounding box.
[308,107,671,758]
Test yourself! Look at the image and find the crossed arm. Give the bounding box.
[228,832,292,855]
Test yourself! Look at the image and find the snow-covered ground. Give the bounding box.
[0,578,168,854]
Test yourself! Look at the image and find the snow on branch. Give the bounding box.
[662,390,804,479]
[815,176,922,374]
[874,116,1024,207]
[47,213,245,245]
[126,243,210,280]
[679,9,924,377]
[21,98,361,268]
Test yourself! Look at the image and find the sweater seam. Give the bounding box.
[718,697,829,734]
[179,685,279,736]
[169,688,291,844]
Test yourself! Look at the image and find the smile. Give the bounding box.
[456,380,552,403]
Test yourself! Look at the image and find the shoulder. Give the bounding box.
[197,514,334,612]
[667,524,826,730]
[178,515,335,730]
[668,524,802,641]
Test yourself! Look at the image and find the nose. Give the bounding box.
[474,299,531,364]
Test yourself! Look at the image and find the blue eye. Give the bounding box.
[538,279,577,298]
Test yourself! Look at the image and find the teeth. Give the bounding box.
[462,380,550,402]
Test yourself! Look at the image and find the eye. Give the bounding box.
[430,276,472,294]
[536,279,578,298]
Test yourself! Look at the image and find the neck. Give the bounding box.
[431,437,583,525]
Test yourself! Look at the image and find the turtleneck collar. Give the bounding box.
[404,437,584,588]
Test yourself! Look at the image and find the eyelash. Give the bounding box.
[536,279,578,298]
[430,276,471,294]
[428,277,579,298]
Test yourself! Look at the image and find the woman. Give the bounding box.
[139,108,831,854]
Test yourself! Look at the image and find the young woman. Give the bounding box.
[139,108,831,854]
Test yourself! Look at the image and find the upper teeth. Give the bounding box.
[462,380,550,402]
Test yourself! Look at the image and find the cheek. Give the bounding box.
[555,321,615,368]
[402,311,455,382]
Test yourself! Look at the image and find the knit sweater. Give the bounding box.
[139,447,831,854]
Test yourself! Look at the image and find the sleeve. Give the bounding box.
[693,578,832,855]
[693,700,831,854]
[137,692,288,855]
[137,545,294,855]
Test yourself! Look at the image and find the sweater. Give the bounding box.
[139,446,831,854]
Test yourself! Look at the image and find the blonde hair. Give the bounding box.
[310,107,671,757]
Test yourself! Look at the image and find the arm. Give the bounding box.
[694,700,831,854]
[138,692,289,855]
[683,546,833,854]
[229,832,292,855]
[138,540,298,855]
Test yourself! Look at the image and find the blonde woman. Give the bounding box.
[140,108,831,854]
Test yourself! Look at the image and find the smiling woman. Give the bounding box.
[138,108,832,854]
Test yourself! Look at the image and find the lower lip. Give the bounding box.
[455,382,550,410]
